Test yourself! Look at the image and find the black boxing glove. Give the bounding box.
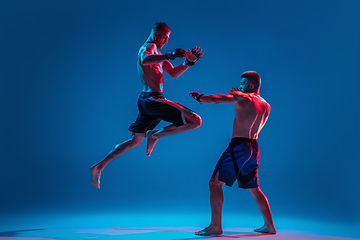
[184,49,202,66]
[189,92,204,104]
[164,48,186,60]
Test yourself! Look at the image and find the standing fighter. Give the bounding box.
[190,71,276,235]
[90,22,203,189]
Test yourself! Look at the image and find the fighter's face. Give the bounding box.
[154,30,170,49]
[239,78,250,93]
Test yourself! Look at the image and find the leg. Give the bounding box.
[249,187,276,234]
[146,109,201,156]
[90,132,145,188]
[195,171,225,236]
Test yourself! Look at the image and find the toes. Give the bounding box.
[254,228,274,234]
[194,230,221,236]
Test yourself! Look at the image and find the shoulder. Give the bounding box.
[258,95,270,106]
[257,95,271,111]
[146,43,156,50]
[230,91,252,101]
[139,43,157,54]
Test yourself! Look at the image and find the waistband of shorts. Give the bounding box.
[140,92,164,98]
[229,137,257,147]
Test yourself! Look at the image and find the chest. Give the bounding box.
[150,62,163,74]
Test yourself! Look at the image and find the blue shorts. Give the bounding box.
[128,92,192,134]
[212,137,259,189]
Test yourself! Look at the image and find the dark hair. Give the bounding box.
[152,22,171,33]
[241,71,261,89]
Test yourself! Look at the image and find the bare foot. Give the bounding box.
[254,225,276,234]
[90,166,102,189]
[195,226,223,236]
[146,130,159,157]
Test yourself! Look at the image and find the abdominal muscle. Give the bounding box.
[138,61,164,93]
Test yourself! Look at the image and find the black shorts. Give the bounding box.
[212,137,260,189]
[128,92,192,134]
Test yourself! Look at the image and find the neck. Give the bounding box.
[249,88,259,94]
[146,34,155,43]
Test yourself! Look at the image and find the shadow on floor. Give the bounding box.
[0,229,45,237]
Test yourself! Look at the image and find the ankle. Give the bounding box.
[209,223,221,229]
[266,223,275,229]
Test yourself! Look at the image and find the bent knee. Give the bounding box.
[195,114,202,127]
[249,187,261,196]
[189,113,202,129]
[209,177,223,189]
[130,140,142,148]
[129,135,144,148]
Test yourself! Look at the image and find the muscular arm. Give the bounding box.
[142,55,167,65]
[162,60,189,78]
[191,91,248,104]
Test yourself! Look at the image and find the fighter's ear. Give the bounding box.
[249,83,255,89]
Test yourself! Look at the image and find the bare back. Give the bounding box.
[232,92,270,139]
[137,43,164,92]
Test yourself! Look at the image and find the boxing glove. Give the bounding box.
[164,48,186,60]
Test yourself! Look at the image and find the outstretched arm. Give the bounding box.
[189,91,246,104]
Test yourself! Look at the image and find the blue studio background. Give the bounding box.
[1,0,359,231]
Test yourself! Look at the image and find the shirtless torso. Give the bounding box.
[137,31,195,93]
[138,42,164,92]
[231,92,270,139]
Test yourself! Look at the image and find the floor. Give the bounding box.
[1,211,359,240]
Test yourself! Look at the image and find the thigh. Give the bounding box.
[236,141,259,188]
[182,105,201,123]
[145,98,188,126]
[128,112,161,134]
[211,148,238,187]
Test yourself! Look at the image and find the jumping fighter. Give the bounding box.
[190,71,276,235]
[90,22,203,189]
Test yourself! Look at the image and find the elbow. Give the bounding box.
[169,72,180,78]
